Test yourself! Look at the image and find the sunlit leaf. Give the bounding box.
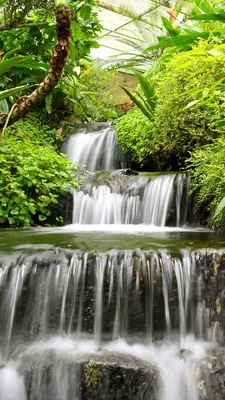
[191,13,225,21]
[211,196,225,225]
[0,85,32,101]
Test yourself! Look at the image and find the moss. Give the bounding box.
[84,359,102,391]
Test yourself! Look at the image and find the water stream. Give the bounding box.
[0,126,224,400]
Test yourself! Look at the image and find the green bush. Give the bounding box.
[152,42,225,167]
[188,136,225,220]
[0,137,77,227]
[116,108,154,165]
[5,110,63,149]
[60,62,118,122]
[116,41,225,169]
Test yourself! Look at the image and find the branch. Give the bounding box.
[0,21,50,31]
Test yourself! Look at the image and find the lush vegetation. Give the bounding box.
[0,137,77,227]
[116,108,154,165]
[188,137,225,214]
[115,0,225,225]
[0,0,112,227]
[0,112,78,227]
[2,0,225,226]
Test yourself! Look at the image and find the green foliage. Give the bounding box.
[121,72,155,120]
[117,39,225,168]
[211,197,225,226]
[60,62,118,122]
[116,108,153,165]
[4,110,63,149]
[70,0,102,63]
[152,41,224,167]
[0,84,32,101]
[188,137,225,224]
[0,124,77,227]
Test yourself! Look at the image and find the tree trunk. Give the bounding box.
[5,3,71,125]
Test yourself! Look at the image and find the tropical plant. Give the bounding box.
[60,61,118,121]
[116,107,154,165]
[121,71,155,120]
[0,111,78,227]
[0,0,102,127]
[0,137,77,226]
[188,136,225,225]
[151,40,225,167]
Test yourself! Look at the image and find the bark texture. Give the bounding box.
[4,4,71,125]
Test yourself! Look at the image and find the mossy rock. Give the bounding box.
[19,349,159,400]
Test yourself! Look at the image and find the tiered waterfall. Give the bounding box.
[0,125,224,400]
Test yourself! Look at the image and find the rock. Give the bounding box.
[199,347,225,400]
[19,350,159,400]
[79,352,159,400]
[111,169,139,177]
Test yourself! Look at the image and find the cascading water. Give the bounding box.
[67,127,191,226]
[72,173,191,226]
[0,243,224,400]
[67,126,117,171]
[0,127,223,400]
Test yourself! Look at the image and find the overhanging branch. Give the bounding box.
[0,21,50,31]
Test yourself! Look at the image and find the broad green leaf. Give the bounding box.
[70,41,78,62]
[45,93,53,114]
[161,17,178,37]
[0,99,9,113]
[191,13,225,21]
[0,85,32,101]
[120,86,153,120]
[80,5,91,20]
[0,56,25,76]
[145,32,210,51]
[211,196,225,225]
[2,48,21,61]
[134,71,155,105]
[195,0,215,14]
[182,99,200,110]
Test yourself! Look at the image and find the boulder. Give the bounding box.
[19,350,159,400]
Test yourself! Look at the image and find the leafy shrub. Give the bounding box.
[0,137,77,227]
[5,110,63,149]
[116,108,154,165]
[152,42,225,167]
[117,41,225,169]
[188,136,225,221]
[60,62,118,122]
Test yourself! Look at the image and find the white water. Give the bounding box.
[66,126,117,170]
[0,127,218,399]
[14,334,208,400]
[0,248,221,348]
[73,173,190,226]
[0,365,27,400]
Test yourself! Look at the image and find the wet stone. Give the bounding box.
[199,347,225,400]
[19,351,159,400]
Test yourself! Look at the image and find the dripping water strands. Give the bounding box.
[0,248,221,400]
[67,126,191,227]
[0,249,223,351]
[0,245,224,399]
[0,126,219,400]
[66,126,117,171]
[72,173,191,226]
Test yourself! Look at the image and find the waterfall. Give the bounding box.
[0,127,218,400]
[73,173,190,226]
[66,126,117,170]
[0,241,224,399]
[66,126,192,226]
[0,248,222,349]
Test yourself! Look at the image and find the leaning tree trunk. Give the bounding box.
[4,2,71,125]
